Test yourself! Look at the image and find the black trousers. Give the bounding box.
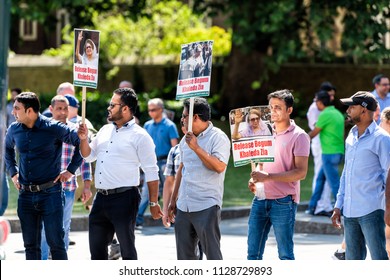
[89,187,140,260]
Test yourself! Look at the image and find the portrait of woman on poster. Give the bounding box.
[75,30,99,68]
[231,108,272,140]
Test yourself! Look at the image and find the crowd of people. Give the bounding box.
[2,73,390,261]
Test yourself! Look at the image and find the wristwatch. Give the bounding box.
[149,201,159,207]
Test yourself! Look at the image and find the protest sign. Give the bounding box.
[229,106,275,167]
[73,28,100,124]
[176,40,213,100]
[176,40,213,132]
[73,28,100,89]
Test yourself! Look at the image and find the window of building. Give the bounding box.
[19,19,37,41]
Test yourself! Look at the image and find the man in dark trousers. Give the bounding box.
[5,92,83,260]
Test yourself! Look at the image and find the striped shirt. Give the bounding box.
[62,121,92,191]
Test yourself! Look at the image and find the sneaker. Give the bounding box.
[108,243,121,260]
[333,249,345,260]
[305,208,315,215]
[135,224,143,231]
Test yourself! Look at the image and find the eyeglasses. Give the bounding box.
[380,83,390,86]
[148,108,160,113]
[109,102,124,109]
[86,46,92,49]
[249,117,260,122]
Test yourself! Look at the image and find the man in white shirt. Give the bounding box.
[78,87,163,260]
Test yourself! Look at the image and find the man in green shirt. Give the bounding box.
[307,90,345,216]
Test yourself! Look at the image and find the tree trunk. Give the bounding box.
[217,44,270,115]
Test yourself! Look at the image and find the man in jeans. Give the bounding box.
[332,91,390,260]
[306,90,345,216]
[136,98,179,228]
[248,89,310,260]
[40,95,93,260]
[5,92,82,260]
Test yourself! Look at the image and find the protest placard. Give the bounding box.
[73,28,100,124]
[176,40,213,100]
[73,28,100,89]
[229,106,275,167]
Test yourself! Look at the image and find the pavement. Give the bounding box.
[2,204,347,261]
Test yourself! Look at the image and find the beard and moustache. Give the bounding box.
[107,108,123,123]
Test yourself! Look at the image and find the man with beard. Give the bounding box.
[78,88,163,260]
[332,91,390,260]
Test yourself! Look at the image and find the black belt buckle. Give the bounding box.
[98,189,109,195]
[26,185,40,192]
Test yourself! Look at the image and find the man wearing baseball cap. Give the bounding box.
[331,91,390,260]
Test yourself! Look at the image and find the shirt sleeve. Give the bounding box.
[4,126,18,177]
[168,123,180,140]
[56,122,83,174]
[335,167,346,210]
[306,102,318,130]
[293,132,311,157]
[210,131,231,165]
[164,146,176,177]
[81,160,92,181]
[138,132,159,182]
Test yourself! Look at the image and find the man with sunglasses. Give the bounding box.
[136,98,179,229]
[167,97,230,260]
[78,88,163,260]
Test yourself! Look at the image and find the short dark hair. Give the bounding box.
[11,88,22,94]
[15,92,40,113]
[113,87,138,114]
[319,81,336,92]
[372,74,386,85]
[267,89,294,109]
[315,90,331,106]
[183,97,211,122]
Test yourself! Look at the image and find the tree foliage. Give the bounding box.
[42,0,231,81]
[191,0,390,111]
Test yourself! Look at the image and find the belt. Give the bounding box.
[21,181,59,192]
[157,155,168,161]
[96,186,136,196]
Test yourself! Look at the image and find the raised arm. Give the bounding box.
[75,30,83,63]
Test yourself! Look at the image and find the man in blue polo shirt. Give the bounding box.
[136,98,179,228]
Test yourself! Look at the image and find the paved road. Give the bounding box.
[3,216,344,261]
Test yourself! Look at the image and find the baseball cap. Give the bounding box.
[340,91,377,111]
[64,94,79,108]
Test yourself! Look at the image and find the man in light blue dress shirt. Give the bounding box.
[332,91,390,260]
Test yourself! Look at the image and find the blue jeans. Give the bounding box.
[309,153,343,210]
[17,183,67,260]
[41,190,75,260]
[344,209,388,260]
[136,159,166,226]
[0,173,9,216]
[247,195,297,260]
